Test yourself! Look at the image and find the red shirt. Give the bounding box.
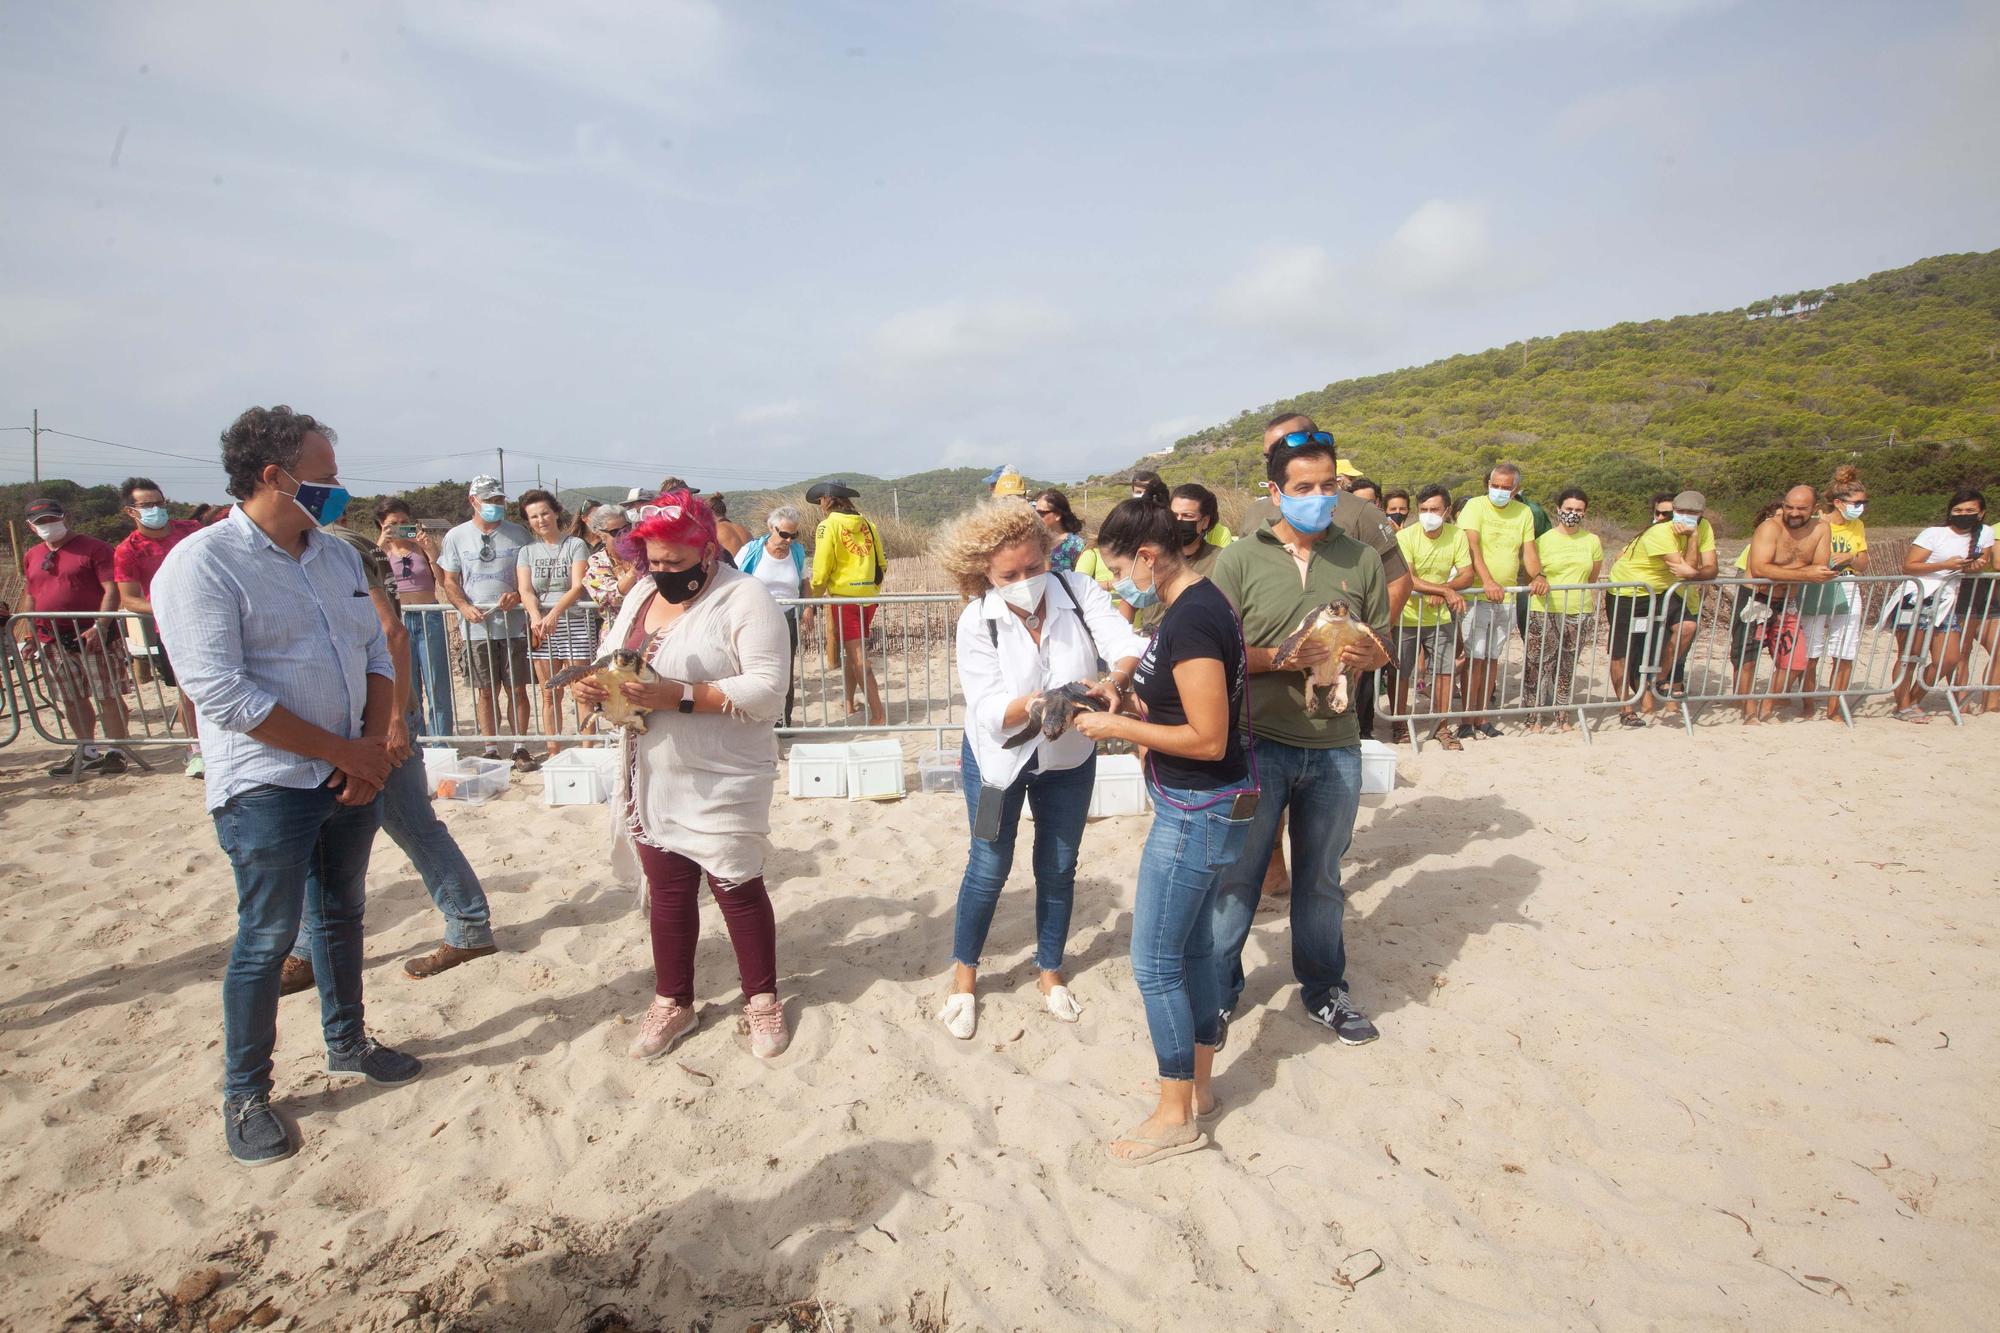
[23,533,116,641]
[113,519,203,596]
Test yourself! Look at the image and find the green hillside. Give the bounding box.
[1142,249,2000,529]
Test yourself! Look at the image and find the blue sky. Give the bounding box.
[1,0,1994,501]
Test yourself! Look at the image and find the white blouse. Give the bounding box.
[954,570,1147,790]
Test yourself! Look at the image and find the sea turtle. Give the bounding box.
[546,649,662,734]
[1003,680,1108,748]
[1271,602,1389,716]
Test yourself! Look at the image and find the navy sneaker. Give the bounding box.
[1211,1007,1233,1053]
[326,1037,423,1087]
[1305,990,1379,1045]
[223,1094,296,1167]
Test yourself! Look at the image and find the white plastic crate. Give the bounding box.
[916,747,961,794]
[435,757,511,804]
[540,748,617,806]
[1358,739,1397,797]
[845,739,906,802]
[1087,753,1149,818]
[788,743,851,798]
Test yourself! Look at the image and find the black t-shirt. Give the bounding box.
[1132,578,1248,790]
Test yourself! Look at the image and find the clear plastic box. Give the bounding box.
[917,747,961,794]
[435,757,511,804]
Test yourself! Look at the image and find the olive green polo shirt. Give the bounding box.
[1210,521,1390,750]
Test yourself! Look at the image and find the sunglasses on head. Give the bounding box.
[638,504,682,521]
[1274,430,1335,449]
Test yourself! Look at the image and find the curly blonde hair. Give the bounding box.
[932,499,1054,599]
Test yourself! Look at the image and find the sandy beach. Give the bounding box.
[1,715,1995,1331]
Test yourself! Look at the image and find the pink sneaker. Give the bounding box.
[629,997,698,1060]
[744,993,790,1060]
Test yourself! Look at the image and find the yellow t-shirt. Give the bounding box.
[1827,518,1867,562]
[1074,546,1113,587]
[1204,523,1235,549]
[1609,519,1716,606]
[810,511,884,596]
[1455,495,1538,586]
[1531,528,1603,614]
[1396,523,1470,627]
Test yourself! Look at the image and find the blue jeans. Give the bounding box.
[405,609,455,738]
[952,738,1094,973]
[1133,784,1251,1080]
[213,783,378,1098]
[293,744,494,960]
[1212,739,1362,1016]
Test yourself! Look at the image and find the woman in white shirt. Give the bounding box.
[1888,488,1994,722]
[933,500,1147,1040]
[736,505,814,727]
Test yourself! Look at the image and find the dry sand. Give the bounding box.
[0,716,1995,1331]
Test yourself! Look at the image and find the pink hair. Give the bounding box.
[617,489,717,564]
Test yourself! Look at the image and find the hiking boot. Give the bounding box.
[744,993,790,1060]
[223,1093,296,1167]
[403,943,498,980]
[279,955,315,996]
[1305,989,1379,1046]
[326,1037,423,1086]
[630,997,698,1060]
[81,751,126,775]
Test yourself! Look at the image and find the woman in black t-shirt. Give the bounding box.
[1072,500,1251,1167]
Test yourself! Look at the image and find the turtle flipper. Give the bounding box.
[546,657,609,690]
[1270,624,1313,671]
[1003,694,1048,748]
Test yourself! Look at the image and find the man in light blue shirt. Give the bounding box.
[154,405,424,1167]
[436,476,537,770]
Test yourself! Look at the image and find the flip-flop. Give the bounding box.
[1109,1122,1209,1168]
[1195,1093,1224,1124]
[940,992,977,1040]
[1892,707,1931,725]
[1042,985,1083,1023]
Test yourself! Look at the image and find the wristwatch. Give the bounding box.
[676,682,695,715]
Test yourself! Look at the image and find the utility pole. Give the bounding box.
[497,447,506,493]
[31,408,39,485]
[893,488,900,522]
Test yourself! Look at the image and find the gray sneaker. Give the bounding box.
[326,1037,423,1086]
[1305,989,1379,1045]
[223,1094,296,1167]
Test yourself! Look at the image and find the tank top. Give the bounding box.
[383,545,437,602]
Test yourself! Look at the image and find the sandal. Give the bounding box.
[939,992,977,1040]
[1042,984,1083,1024]
[1892,707,1930,725]
[1109,1121,1208,1167]
[1435,731,1463,751]
[1619,713,1645,729]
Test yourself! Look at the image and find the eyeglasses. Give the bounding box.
[773,529,799,540]
[1033,507,1056,517]
[1273,430,1335,449]
[40,553,58,574]
[397,556,415,576]
[638,504,682,520]
[478,535,496,561]
[1653,510,1674,521]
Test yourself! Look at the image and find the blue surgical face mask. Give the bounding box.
[1113,575,1159,610]
[284,471,351,526]
[1671,511,1700,531]
[1842,503,1865,521]
[1487,486,1514,507]
[479,502,506,524]
[137,506,170,530]
[1277,491,1338,535]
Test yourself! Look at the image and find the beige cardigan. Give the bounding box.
[606,566,792,889]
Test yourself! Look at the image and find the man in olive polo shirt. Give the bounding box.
[1210,435,1391,1046]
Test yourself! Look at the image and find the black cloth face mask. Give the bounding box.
[653,561,710,604]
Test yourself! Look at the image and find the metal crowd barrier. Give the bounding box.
[1656,570,2000,731]
[4,609,193,778]
[400,593,967,749]
[1378,580,1659,749]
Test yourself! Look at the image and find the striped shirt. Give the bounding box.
[154,507,394,811]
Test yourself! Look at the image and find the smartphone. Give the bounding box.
[1228,790,1261,820]
[972,784,1006,842]
[390,524,420,540]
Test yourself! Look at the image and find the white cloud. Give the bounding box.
[1378,199,1496,299]
[868,300,1073,374]
[1214,244,1344,328]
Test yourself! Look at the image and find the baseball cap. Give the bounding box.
[26,499,65,522]
[657,476,702,495]
[1336,459,1363,478]
[1673,490,1706,512]
[805,480,861,502]
[469,475,505,499]
[991,470,1026,498]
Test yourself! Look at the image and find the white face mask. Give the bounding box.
[1417,511,1445,533]
[32,521,68,543]
[996,571,1047,613]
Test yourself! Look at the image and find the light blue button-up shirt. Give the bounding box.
[153,508,394,812]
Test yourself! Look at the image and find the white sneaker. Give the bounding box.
[939,991,976,1040]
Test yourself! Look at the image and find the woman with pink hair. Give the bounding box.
[570,490,795,1061]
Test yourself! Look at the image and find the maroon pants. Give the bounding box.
[637,844,777,1006]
